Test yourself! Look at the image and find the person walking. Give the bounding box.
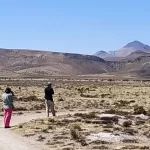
[44,82,55,117]
[2,87,14,128]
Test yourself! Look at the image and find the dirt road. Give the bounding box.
[0,111,47,150]
[0,110,93,150]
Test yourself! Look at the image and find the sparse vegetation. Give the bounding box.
[74,112,97,119]
[1,78,150,149]
[122,120,132,128]
[70,126,80,140]
[133,105,147,115]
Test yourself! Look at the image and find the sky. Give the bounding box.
[0,0,150,54]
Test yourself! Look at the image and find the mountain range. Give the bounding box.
[94,41,150,58]
[1,40,150,78]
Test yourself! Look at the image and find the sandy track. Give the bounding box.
[0,128,47,150]
[0,110,93,150]
[0,111,48,150]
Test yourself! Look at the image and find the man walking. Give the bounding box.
[44,82,55,117]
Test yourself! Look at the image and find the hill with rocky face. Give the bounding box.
[0,48,113,77]
[119,55,150,77]
[121,51,150,61]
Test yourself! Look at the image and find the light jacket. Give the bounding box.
[2,93,13,109]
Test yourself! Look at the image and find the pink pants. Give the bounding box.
[4,108,12,127]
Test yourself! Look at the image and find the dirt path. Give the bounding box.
[0,110,94,150]
[0,111,48,150]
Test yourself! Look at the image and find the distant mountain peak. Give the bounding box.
[124,40,150,50]
[94,40,150,59]
[94,50,108,54]
[94,50,110,58]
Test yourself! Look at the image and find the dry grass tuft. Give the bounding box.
[18,95,41,102]
[70,127,80,140]
[18,124,23,128]
[74,112,97,119]
[123,128,138,135]
[37,135,46,141]
[104,109,130,116]
[80,93,98,98]
[122,139,138,143]
[122,120,132,128]
[133,105,147,115]
[61,147,74,150]
[101,93,111,98]
[69,123,82,131]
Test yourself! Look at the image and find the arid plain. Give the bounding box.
[1,77,150,150]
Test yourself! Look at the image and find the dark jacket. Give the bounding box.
[44,86,54,101]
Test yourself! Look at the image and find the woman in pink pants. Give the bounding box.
[2,87,14,128]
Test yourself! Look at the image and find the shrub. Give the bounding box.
[70,128,80,140]
[122,120,132,128]
[69,123,82,140]
[133,106,146,115]
[80,93,98,98]
[74,112,97,119]
[69,123,82,131]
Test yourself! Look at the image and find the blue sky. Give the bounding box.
[0,0,150,54]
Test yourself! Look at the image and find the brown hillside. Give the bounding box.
[0,49,112,77]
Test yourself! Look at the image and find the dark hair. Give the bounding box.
[5,87,11,94]
[47,82,52,86]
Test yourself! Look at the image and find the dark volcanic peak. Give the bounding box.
[95,50,107,54]
[94,50,110,58]
[94,50,108,56]
[124,40,150,50]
